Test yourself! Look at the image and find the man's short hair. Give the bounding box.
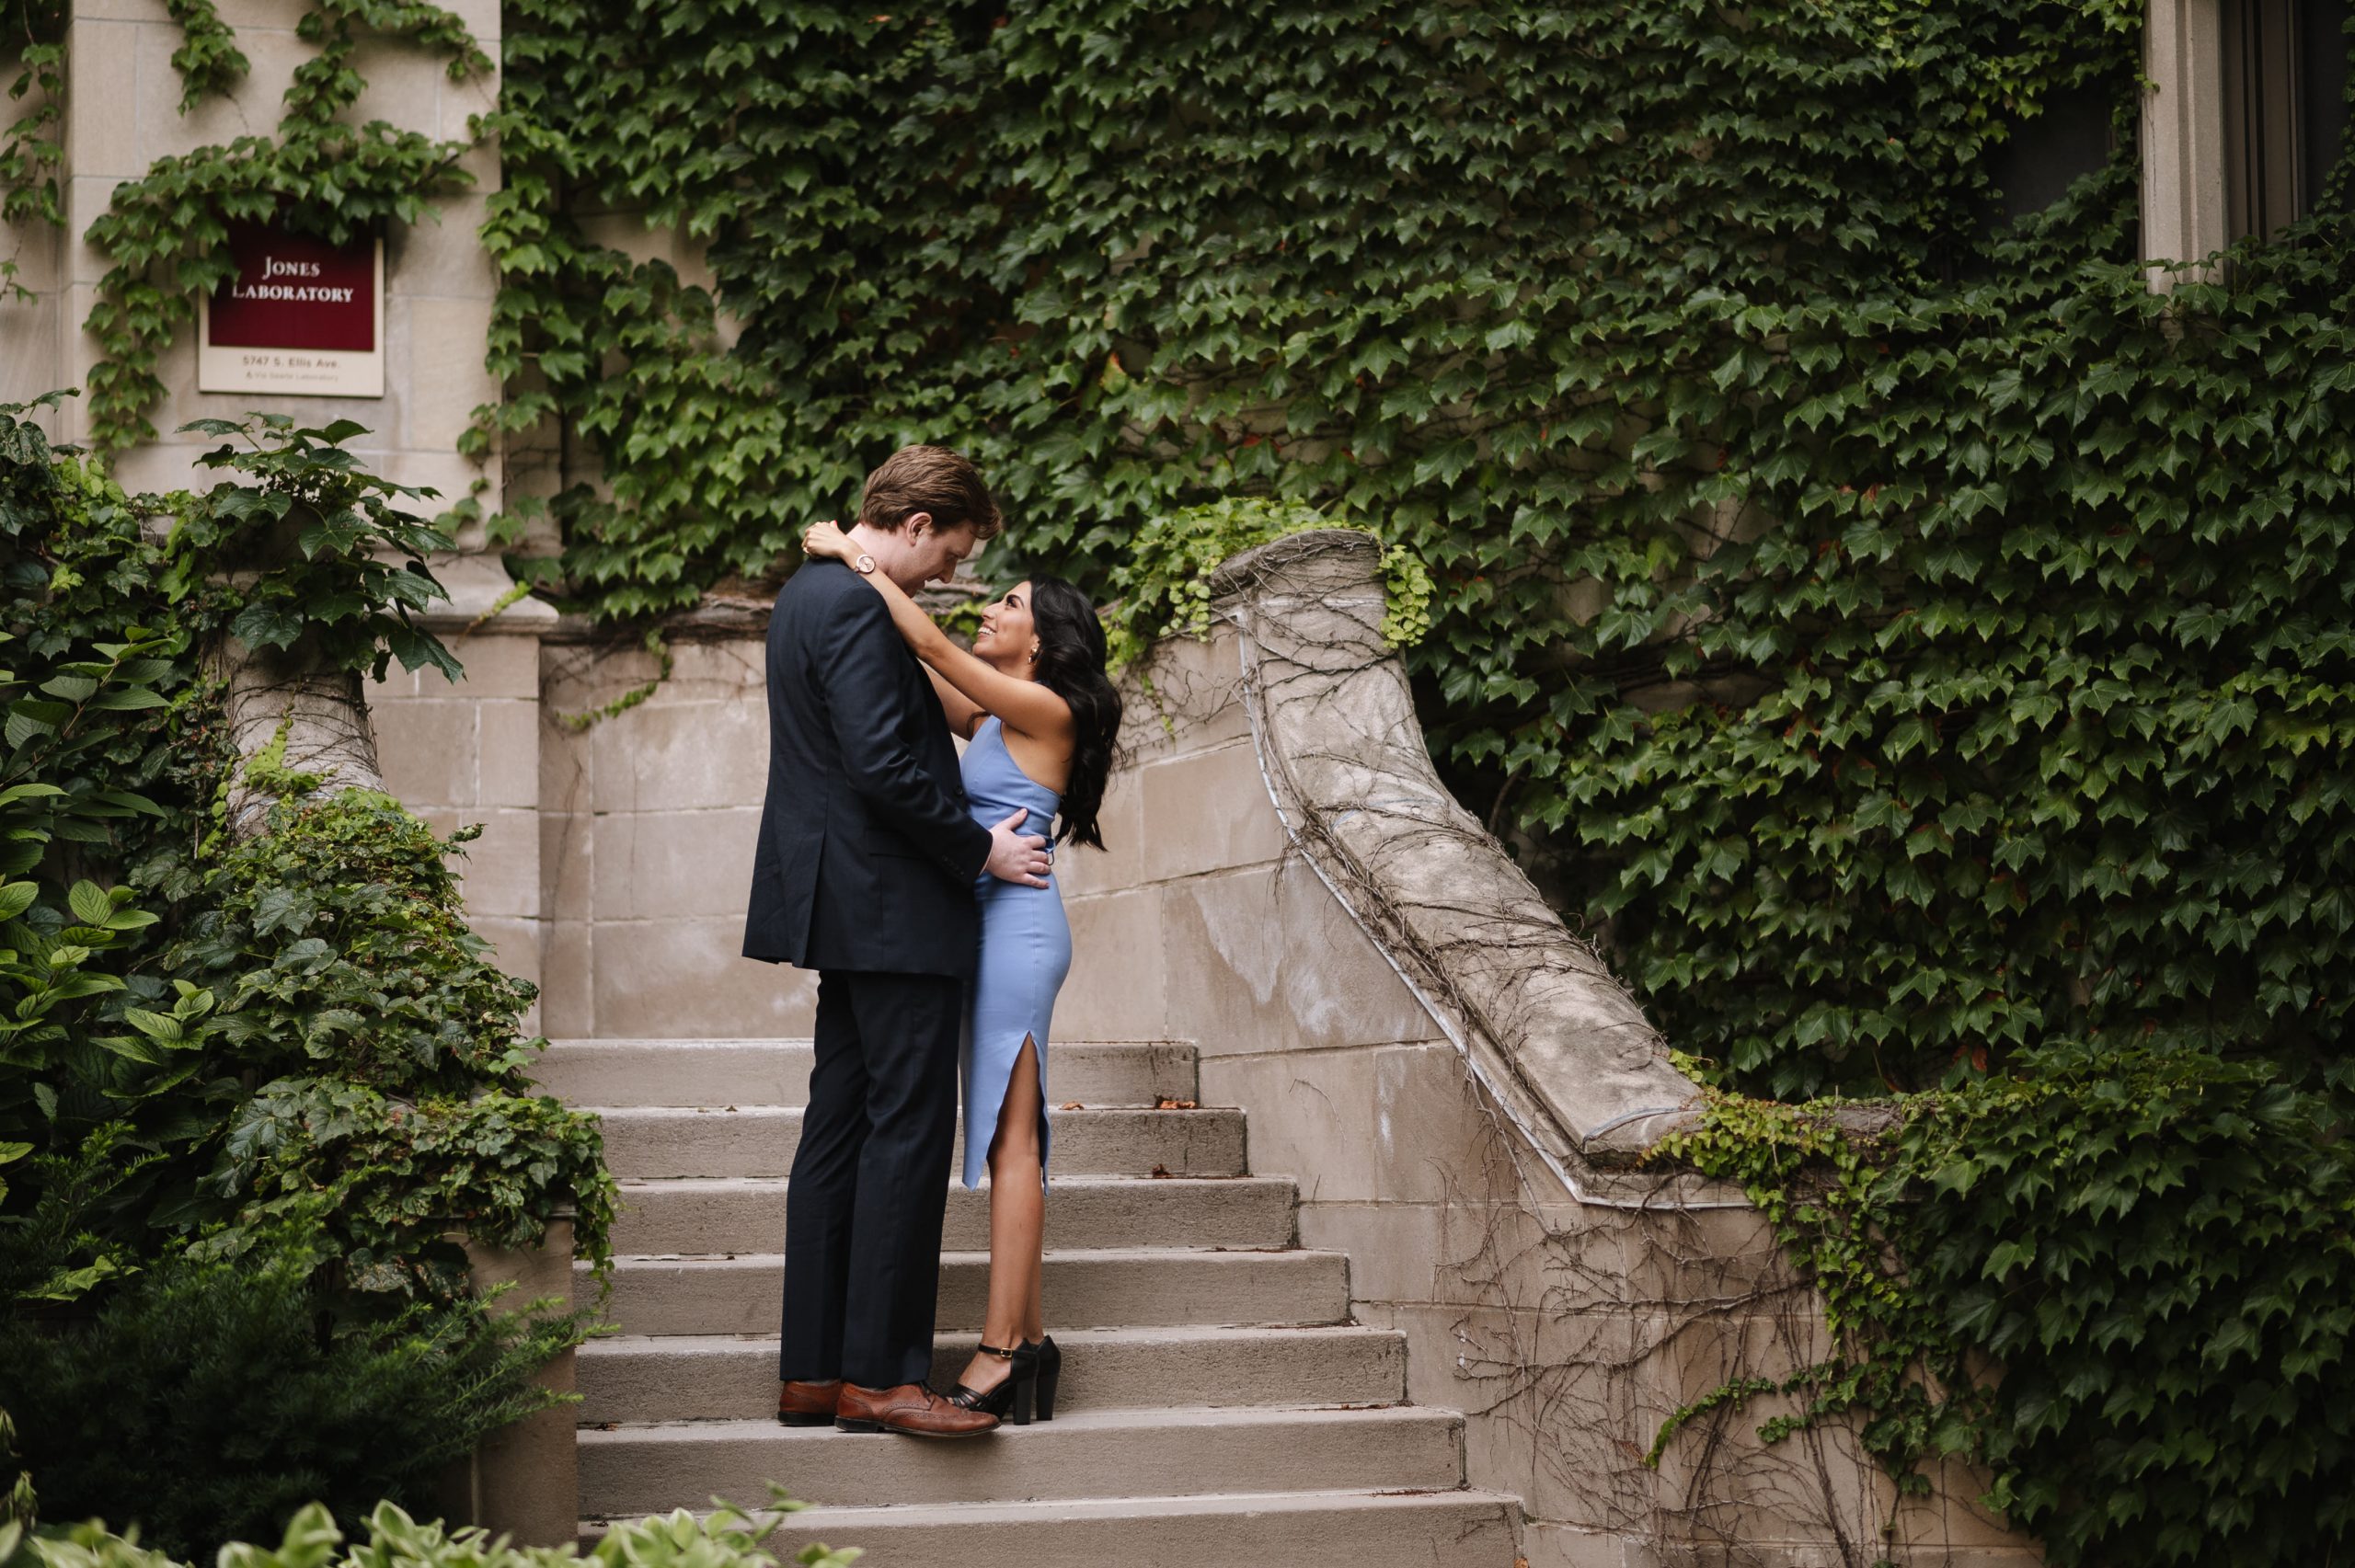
[858,445,1003,540]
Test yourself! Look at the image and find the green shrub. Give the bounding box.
[0,1231,582,1561]
[0,400,612,1300]
[1,402,611,1543]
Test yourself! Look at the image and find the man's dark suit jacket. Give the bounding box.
[741,559,993,979]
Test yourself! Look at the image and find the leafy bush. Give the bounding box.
[1,400,613,1545]
[0,1232,582,1561]
[0,1495,858,1568]
[0,399,612,1301]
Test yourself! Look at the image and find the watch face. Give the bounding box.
[854,553,876,575]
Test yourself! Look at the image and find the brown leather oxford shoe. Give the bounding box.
[777,1378,843,1426]
[834,1379,1000,1437]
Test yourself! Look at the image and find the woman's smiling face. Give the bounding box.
[973,580,1039,670]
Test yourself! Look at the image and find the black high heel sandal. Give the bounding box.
[1026,1334,1062,1422]
[946,1341,1040,1425]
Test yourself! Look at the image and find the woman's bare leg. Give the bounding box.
[959,1036,1045,1393]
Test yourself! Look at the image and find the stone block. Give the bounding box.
[369,694,476,807]
[1158,859,1439,1059]
[543,639,661,717]
[1053,888,1166,1040]
[449,805,538,920]
[0,286,64,409]
[476,698,539,807]
[376,449,479,511]
[388,194,493,300]
[1052,765,1143,898]
[437,66,500,162]
[603,807,762,921]
[1139,738,1288,882]
[1200,1047,1385,1203]
[457,1218,575,1544]
[539,919,594,1038]
[1637,1316,1911,1551]
[1120,625,1250,761]
[468,913,539,991]
[1371,1040,1525,1204]
[1521,1520,1643,1568]
[443,634,539,699]
[585,812,633,922]
[540,720,595,818]
[1299,1199,1445,1304]
[591,917,817,1038]
[541,811,592,924]
[139,23,310,164]
[661,638,765,701]
[66,183,121,288]
[0,213,60,294]
[402,295,497,452]
[1576,1201,1791,1310]
[1375,1300,1643,1529]
[67,21,143,177]
[588,696,768,813]
[207,0,311,28]
[71,0,171,19]
[440,0,500,44]
[348,39,443,134]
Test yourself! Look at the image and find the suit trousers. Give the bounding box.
[779,967,965,1389]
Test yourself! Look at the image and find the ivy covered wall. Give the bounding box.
[486,0,2352,1101]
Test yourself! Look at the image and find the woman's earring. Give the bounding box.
[1029,644,1040,663]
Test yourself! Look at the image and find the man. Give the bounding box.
[742,444,1050,1438]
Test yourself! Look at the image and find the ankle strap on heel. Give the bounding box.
[976,1342,1020,1359]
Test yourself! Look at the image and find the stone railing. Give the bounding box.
[1209,531,1720,1200]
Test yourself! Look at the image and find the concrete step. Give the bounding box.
[536,1038,1199,1109]
[609,1173,1296,1254]
[587,1248,1351,1337]
[587,1104,1246,1180]
[584,1489,1523,1566]
[577,1404,1464,1516]
[577,1323,1407,1424]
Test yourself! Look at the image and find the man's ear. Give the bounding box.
[904,510,935,539]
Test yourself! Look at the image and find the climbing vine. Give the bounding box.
[1097,497,1432,670]
[1653,1044,2355,1567]
[477,0,2354,1095]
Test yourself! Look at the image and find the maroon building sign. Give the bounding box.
[197,223,385,397]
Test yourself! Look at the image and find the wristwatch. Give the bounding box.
[853,553,877,576]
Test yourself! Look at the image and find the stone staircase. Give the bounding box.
[534,1037,1524,1564]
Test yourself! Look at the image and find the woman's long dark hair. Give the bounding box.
[1028,577,1121,851]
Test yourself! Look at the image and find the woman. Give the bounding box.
[799,518,1121,1425]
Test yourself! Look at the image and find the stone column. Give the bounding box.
[369,559,557,1028]
[447,1217,578,1546]
[2142,0,2229,290]
[0,32,68,435]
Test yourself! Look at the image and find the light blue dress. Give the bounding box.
[960,716,1069,1189]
